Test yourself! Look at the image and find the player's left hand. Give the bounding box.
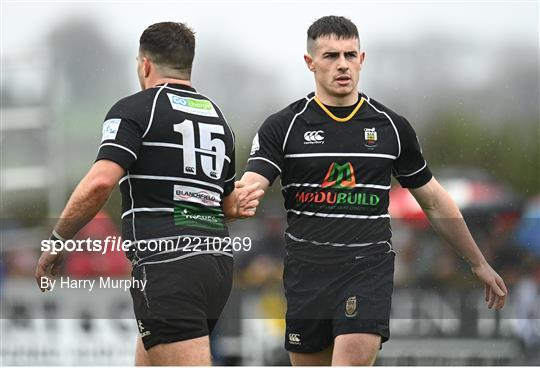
[471,261,508,310]
[35,250,65,292]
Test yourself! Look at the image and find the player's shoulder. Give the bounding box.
[263,94,314,128]
[363,94,420,140]
[363,94,408,125]
[106,88,158,120]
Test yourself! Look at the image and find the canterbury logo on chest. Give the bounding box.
[303,130,325,144]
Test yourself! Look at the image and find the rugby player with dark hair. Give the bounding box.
[239,15,508,366]
[36,21,263,365]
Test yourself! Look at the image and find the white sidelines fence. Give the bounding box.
[1,280,533,365]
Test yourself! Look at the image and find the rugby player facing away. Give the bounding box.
[238,16,508,366]
[35,22,263,365]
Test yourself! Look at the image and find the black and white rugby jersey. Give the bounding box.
[96,83,235,263]
[246,92,432,263]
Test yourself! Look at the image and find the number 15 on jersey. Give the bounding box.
[173,119,226,180]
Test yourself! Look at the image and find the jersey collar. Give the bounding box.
[305,92,366,125]
[156,82,197,92]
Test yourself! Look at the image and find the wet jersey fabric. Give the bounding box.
[246,92,432,264]
[96,83,236,264]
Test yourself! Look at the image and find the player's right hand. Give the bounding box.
[35,250,65,292]
[235,181,265,218]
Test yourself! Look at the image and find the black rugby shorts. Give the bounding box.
[130,254,233,350]
[283,252,394,353]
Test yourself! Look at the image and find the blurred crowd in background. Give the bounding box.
[1,3,538,365]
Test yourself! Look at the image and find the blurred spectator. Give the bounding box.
[3,248,38,278]
[236,204,288,353]
[2,220,40,278]
[237,204,286,287]
[0,258,5,295]
[64,210,130,277]
[512,261,540,363]
[515,196,540,257]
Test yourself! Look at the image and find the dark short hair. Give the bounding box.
[139,22,195,77]
[307,16,359,54]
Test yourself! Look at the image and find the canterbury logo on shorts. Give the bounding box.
[288,333,301,344]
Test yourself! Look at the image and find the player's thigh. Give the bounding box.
[289,345,333,366]
[146,335,211,366]
[283,258,335,354]
[135,335,150,366]
[332,333,381,366]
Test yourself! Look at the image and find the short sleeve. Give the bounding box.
[95,102,144,171]
[245,114,286,185]
[392,117,432,188]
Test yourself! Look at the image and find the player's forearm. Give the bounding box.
[53,174,115,239]
[421,190,487,267]
[241,172,270,191]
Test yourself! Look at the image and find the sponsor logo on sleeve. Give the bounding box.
[173,185,221,207]
[101,118,121,142]
[167,93,218,117]
[250,133,260,155]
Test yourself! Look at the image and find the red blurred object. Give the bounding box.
[65,210,130,277]
[389,167,522,230]
[389,187,429,229]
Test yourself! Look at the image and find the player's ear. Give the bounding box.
[143,57,151,78]
[359,51,365,70]
[304,54,315,72]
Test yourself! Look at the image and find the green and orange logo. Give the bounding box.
[295,162,380,207]
[321,162,356,189]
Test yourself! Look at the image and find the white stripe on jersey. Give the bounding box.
[122,207,225,219]
[118,174,224,193]
[121,207,175,219]
[127,172,137,241]
[287,209,390,219]
[143,83,168,138]
[364,96,401,158]
[284,152,397,160]
[141,141,231,163]
[282,183,391,190]
[282,95,314,151]
[247,157,282,173]
[285,232,390,248]
[393,161,428,178]
[98,143,138,159]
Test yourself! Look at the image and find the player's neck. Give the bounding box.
[147,77,192,89]
[315,89,359,107]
